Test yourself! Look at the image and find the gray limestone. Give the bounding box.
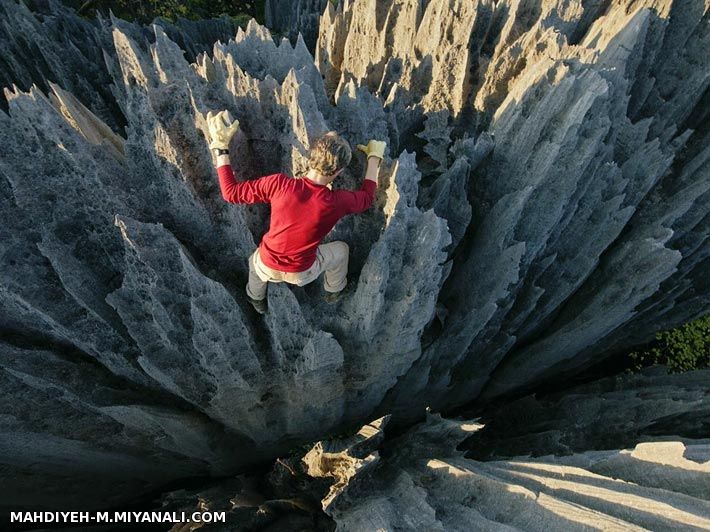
[0,0,707,513]
[314,407,710,531]
[461,366,710,460]
[265,0,328,51]
[163,376,709,530]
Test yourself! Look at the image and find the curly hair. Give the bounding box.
[307,131,352,176]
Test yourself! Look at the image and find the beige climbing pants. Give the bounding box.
[246,241,349,301]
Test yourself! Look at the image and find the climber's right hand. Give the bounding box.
[357,140,386,161]
[207,110,239,150]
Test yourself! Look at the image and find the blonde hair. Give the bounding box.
[308,131,351,176]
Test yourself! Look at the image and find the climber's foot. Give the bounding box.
[248,296,268,315]
[324,290,342,305]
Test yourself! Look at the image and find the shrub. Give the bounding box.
[65,0,265,24]
[629,314,710,372]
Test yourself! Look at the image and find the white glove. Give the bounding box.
[357,139,386,160]
[207,110,239,150]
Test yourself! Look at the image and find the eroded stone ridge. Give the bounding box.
[0,0,707,511]
[265,0,328,50]
[160,373,710,531]
[319,412,710,531]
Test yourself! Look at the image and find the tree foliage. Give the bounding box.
[65,0,265,24]
[629,314,710,372]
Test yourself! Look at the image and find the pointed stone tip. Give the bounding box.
[47,80,59,90]
[29,82,44,97]
[295,32,307,49]
[151,23,167,38]
[283,67,299,83]
[246,18,256,31]
[3,86,16,102]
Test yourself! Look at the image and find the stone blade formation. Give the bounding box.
[0,0,708,529]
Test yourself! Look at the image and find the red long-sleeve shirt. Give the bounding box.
[217,164,376,272]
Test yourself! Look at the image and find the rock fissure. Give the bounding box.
[0,0,707,514]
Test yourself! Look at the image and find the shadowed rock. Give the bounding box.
[163,381,708,531]
[265,0,328,51]
[0,0,707,512]
[312,405,710,531]
[461,366,710,460]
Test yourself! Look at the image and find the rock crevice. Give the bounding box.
[0,0,707,511]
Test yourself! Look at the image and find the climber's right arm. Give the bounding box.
[206,111,282,203]
[216,156,282,204]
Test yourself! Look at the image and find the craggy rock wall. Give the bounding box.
[0,0,240,130]
[0,0,708,511]
[317,411,710,531]
[318,0,710,416]
[265,0,328,50]
[161,370,710,530]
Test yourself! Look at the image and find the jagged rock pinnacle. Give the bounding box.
[0,0,707,511]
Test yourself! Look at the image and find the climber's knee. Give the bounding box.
[245,281,267,302]
[331,241,349,264]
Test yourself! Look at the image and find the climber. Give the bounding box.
[206,110,385,314]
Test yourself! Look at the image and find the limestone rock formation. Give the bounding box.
[0,0,708,513]
[461,366,710,461]
[0,0,239,131]
[318,0,710,417]
[320,413,710,531]
[303,415,389,510]
[265,0,328,50]
[158,370,710,531]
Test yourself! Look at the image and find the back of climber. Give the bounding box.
[206,110,385,314]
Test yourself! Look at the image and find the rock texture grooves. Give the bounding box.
[316,412,710,532]
[460,366,710,461]
[318,0,710,417]
[265,0,329,50]
[0,0,239,130]
[0,0,708,511]
[157,375,709,531]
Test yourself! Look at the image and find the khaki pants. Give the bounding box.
[246,241,349,301]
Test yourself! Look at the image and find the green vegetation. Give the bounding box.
[62,0,265,24]
[629,314,710,372]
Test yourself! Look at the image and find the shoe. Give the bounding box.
[324,290,342,304]
[248,296,267,315]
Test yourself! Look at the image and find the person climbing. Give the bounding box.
[206,110,386,314]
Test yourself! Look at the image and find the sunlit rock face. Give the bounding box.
[318,0,710,416]
[0,0,708,511]
[317,410,710,531]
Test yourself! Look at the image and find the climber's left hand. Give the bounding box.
[357,139,386,161]
[207,110,239,150]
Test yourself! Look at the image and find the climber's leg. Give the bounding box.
[282,256,322,287]
[318,241,349,293]
[246,249,269,301]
